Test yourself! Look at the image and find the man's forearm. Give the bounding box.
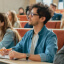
[9,52,41,62]
[23,54,41,61]
[29,54,41,61]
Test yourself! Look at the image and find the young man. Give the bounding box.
[0,3,58,63]
[50,3,62,20]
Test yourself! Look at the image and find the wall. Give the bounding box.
[29,0,36,5]
[36,0,43,3]
[0,0,59,13]
[0,0,29,13]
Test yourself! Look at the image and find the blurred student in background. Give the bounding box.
[60,12,64,29]
[54,46,64,64]
[0,13,21,49]
[7,10,21,28]
[24,6,33,28]
[50,3,62,20]
[18,7,24,15]
[60,19,64,29]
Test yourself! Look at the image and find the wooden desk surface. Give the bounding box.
[0,59,52,64]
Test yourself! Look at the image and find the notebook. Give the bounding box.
[0,55,9,59]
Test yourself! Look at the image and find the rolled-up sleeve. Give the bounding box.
[39,34,58,63]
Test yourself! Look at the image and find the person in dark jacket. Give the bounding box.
[24,6,33,28]
[50,3,62,20]
[54,46,64,64]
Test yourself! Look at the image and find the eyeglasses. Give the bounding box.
[27,11,38,17]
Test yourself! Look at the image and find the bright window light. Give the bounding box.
[58,2,63,9]
[43,0,52,6]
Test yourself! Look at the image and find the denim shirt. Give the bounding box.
[0,29,18,49]
[12,25,58,63]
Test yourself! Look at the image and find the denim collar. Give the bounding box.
[30,25,48,38]
[38,25,48,35]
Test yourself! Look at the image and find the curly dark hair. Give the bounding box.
[31,2,53,24]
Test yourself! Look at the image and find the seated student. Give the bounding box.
[53,46,64,64]
[7,10,21,28]
[60,19,64,29]
[24,6,33,28]
[50,3,62,20]
[24,23,33,28]
[60,14,64,29]
[0,3,58,63]
[0,13,21,49]
[18,7,24,15]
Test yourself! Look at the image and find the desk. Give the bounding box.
[0,59,52,64]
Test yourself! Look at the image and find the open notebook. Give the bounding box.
[0,55,18,60]
[0,55,9,59]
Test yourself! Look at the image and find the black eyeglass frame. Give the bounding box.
[27,11,39,17]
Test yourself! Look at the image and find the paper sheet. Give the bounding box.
[0,55,9,59]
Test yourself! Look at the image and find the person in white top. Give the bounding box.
[7,10,21,28]
[0,13,21,49]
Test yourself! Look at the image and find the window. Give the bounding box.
[58,0,63,9]
[43,0,53,6]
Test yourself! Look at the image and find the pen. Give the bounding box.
[0,49,11,51]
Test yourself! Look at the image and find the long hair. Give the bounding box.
[8,10,18,27]
[60,13,64,29]
[0,13,21,44]
[60,19,64,29]
[0,13,12,37]
[13,29,21,45]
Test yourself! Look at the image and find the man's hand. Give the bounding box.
[9,51,26,60]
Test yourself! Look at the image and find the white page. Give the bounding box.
[0,55,18,60]
[0,55,9,59]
